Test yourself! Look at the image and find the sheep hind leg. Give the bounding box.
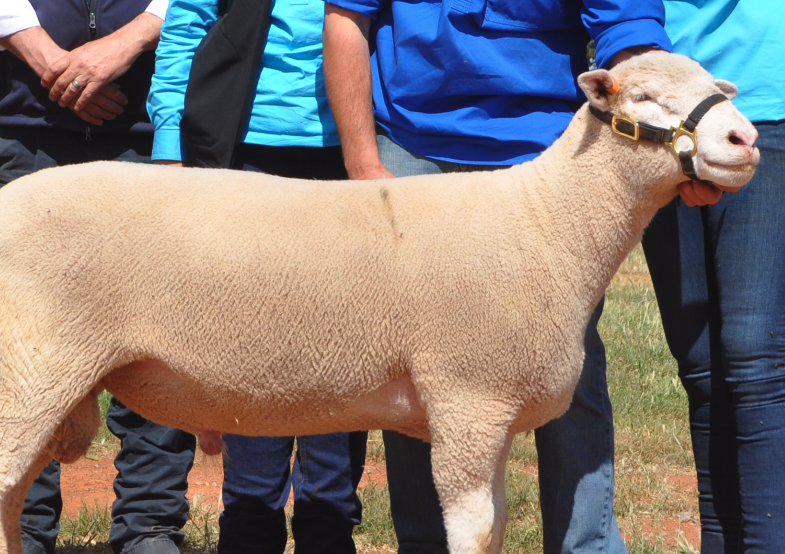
[0,454,54,554]
[427,401,517,554]
[48,388,102,464]
[0,389,101,554]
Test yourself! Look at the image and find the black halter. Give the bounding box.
[589,93,728,183]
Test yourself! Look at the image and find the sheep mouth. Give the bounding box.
[704,160,757,173]
[699,159,758,191]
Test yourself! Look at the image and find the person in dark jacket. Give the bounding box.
[0,4,198,554]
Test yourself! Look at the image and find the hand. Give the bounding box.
[42,40,135,112]
[155,160,185,167]
[0,27,124,125]
[677,180,723,207]
[609,46,660,68]
[41,12,162,112]
[68,83,128,125]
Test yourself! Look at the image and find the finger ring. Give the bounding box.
[71,79,82,90]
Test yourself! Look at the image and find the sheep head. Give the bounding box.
[577,51,759,194]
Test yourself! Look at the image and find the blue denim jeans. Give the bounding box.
[218,433,367,554]
[377,134,626,554]
[642,120,785,554]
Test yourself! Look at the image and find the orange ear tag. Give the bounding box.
[605,78,620,95]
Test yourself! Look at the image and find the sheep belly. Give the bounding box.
[102,360,430,440]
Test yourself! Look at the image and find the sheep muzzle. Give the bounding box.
[589,92,729,185]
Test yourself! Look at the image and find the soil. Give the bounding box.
[61,450,226,516]
[60,449,699,552]
[61,448,389,516]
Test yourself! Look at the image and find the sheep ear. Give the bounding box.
[578,69,617,111]
[715,79,738,100]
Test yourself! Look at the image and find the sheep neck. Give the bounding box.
[507,104,677,311]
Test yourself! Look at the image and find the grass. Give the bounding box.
[58,503,112,553]
[355,484,397,551]
[605,248,696,553]
[58,245,698,553]
[83,392,118,461]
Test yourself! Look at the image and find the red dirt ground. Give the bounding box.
[61,449,389,516]
[60,450,699,551]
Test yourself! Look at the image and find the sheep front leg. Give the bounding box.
[427,401,517,554]
[488,433,514,553]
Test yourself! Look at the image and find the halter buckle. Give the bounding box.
[667,123,698,157]
[611,116,640,141]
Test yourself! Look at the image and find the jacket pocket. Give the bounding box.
[455,0,581,33]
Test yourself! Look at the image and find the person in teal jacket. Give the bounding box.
[147,1,367,553]
[643,2,785,552]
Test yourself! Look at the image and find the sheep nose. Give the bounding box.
[728,129,758,156]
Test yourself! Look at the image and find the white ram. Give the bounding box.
[0,52,759,554]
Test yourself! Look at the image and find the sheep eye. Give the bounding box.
[633,93,651,102]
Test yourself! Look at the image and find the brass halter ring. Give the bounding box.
[666,124,698,157]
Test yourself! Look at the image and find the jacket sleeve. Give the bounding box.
[582,0,673,68]
[0,0,39,43]
[145,0,170,21]
[147,0,219,162]
[325,0,387,21]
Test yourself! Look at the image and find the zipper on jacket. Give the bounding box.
[85,126,92,142]
[84,0,98,40]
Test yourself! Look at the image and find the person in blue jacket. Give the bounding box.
[642,2,785,552]
[322,1,672,553]
[147,1,367,553]
[0,4,199,554]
